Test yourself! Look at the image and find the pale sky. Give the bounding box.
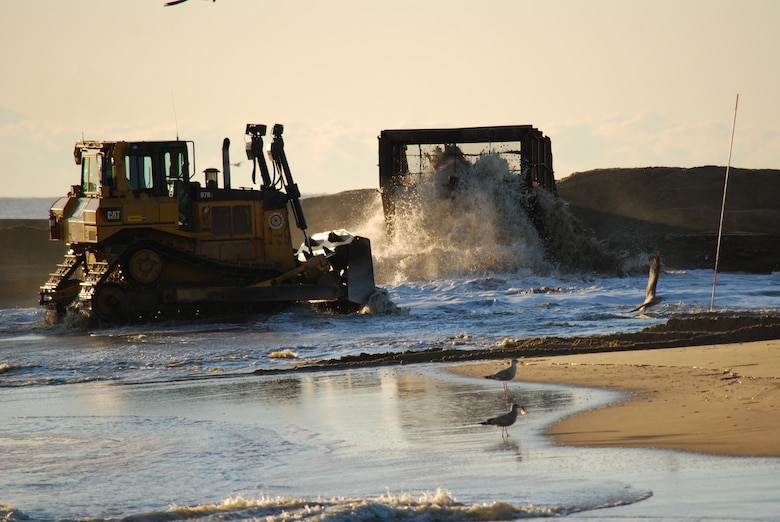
[1,0,778,198]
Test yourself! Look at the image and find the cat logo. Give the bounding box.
[103,208,122,222]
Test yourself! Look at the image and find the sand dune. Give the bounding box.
[557,166,780,272]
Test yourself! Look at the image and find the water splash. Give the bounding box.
[62,301,95,329]
[359,288,409,315]
[372,151,621,285]
[268,349,300,359]
[0,502,26,522]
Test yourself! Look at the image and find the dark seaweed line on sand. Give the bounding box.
[252,315,780,375]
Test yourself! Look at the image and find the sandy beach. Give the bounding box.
[452,339,780,457]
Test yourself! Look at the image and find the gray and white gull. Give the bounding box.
[480,403,527,440]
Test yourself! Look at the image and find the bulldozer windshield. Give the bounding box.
[81,153,112,195]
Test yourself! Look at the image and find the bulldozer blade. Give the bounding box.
[347,236,376,305]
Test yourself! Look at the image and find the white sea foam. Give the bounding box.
[358,288,410,315]
[158,489,593,521]
[372,151,620,286]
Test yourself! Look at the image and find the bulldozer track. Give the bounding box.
[122,235,283,282]
[83,236,285,320]
[41,253,81,291]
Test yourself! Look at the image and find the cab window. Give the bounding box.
[125,155,154,191]
[165,151,186,196]
[81,155,102,194]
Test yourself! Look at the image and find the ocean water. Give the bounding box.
[2,268,779,521]
[0,198,54,220]
[2,159,780,520]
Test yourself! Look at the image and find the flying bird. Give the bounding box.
[485,358,520,397]
[164,0,215,6]
[631,250,663,314]
[480,403,526,440]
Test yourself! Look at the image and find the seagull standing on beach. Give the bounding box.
[631,251,663,314]
[485,358,520,397]
[480,403,526,440]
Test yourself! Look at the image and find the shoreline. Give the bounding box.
[450,339,780,457]
[250,314,780,373]
[245,314,780,457]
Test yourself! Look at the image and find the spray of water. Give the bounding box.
[369,150,621,284]
[359,287,409,315]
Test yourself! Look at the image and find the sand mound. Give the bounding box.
[556,167,780,272]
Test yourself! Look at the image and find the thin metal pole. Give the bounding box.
[710,93,739,311]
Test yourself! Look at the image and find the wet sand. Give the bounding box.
[248,315,780,457]
[452,339,780,457]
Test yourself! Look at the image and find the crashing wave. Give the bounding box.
[370,151,620,285]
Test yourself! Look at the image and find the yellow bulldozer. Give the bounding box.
[40,123,375,323]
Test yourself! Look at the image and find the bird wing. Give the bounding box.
[482,406,519,427]
[164,0,189,6]
[631,251,661,312]
[486,361,516,380]
[644,251,661,302]
[487,367,509,380]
